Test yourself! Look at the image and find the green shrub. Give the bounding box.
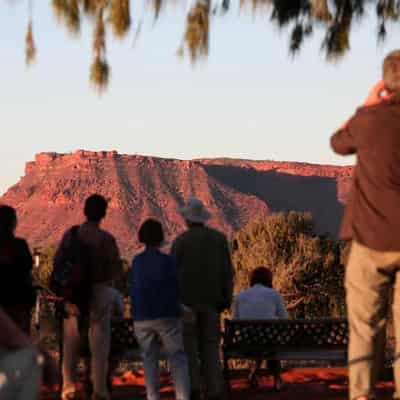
[231,212,346,318]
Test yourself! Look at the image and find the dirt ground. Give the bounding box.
[40,367,396,399]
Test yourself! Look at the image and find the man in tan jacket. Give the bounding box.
[171,198,234,400]
[331,51,400,400]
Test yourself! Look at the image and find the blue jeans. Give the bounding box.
[134,318,190,400]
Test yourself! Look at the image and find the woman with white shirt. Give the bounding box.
[232,266,288,390]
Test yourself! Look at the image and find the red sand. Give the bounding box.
[40,367,395,399]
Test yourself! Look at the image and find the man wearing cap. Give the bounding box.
[331,50,400,400]
[171,198,234,400]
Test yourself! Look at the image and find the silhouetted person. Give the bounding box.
[331,50,400,400]
[171,198,234,400]
[54,194,121,400]
[233,266,287,390]
[130,219,190,400]
[0,205,35,334]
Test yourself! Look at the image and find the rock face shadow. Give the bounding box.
[203,165,344,237]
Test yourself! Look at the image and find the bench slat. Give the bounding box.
[224,318,348,350]
[225,349,347,361]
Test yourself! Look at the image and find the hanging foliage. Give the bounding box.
[81,0,103,15]
[153,0,162,21]
[93,10,106,55]
[182,0,210,63]
[25,21,36,65]
[52,0,80,34]
[90,55,110,92]
[310,0,331,21]
[109,0,131,38]
[91,8,110,92]
[271,0,310,26]
[322,0,353,61]
[14,0,400,91]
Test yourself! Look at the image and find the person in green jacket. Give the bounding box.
[171,198,234,400]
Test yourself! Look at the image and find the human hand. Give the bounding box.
[362,80,393,107]
[339,81,393,130]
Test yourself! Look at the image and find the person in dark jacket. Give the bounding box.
[130,219,190,400]
[171,198,234,400]
[331,50,400,400]
[0,205,35,334]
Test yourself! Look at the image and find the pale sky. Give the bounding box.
[1,1,399,194]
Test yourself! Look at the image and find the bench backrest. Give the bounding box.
[223,318,348,352]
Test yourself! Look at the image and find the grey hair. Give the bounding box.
[383,50,400,92]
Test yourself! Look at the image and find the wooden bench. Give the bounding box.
[222,318,348,390]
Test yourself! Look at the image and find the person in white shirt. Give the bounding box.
[232,266,288,390]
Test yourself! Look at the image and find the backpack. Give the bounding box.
[0,237,37,308]
[50,226,93,313]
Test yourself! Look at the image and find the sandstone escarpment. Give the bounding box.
[1,151,352,257]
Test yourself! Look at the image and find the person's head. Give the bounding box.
[250,266,273,288]
[179,198,211,228]
[139,218,164,248]
[0,205,17,236]
[84,194,108,223]
[383,50,400,93]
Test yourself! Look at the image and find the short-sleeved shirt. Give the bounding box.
[55,221,121,284]
[233,284,288,320]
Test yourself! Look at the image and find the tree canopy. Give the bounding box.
[14,0,399,91]
[232,212,347,318]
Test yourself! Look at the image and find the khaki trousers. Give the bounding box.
[62,284,112,400]
[183,308,224,397]
[346,241,400,400]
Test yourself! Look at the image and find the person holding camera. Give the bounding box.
[331,50,400,400]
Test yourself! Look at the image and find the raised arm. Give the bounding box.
[330,122,357,156]
[331,80,392,156]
